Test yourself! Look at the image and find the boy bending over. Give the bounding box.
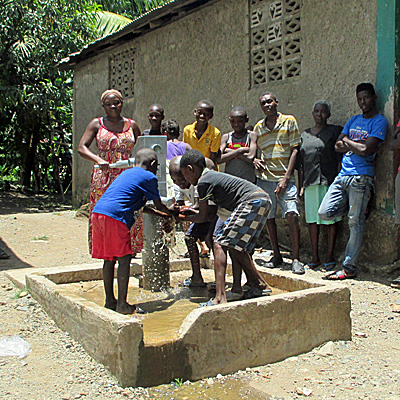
[91,149,175,314]
[179,150,272,306]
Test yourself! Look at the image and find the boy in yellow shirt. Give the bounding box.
[183,100,221,168]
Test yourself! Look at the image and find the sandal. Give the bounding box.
[322,270,357,281]
[292,260,305,275]
[322,262,336,272]
[391,276,400,289]
[0,249,10,260]
[199,252,210,258]
[305,262,321,270]
[242,286,271,299]
[198,298,217,307]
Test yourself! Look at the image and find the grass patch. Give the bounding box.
[32,235,49,241]
[13,287,30,299]
[173,378,183,387]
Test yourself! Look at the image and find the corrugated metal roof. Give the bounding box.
[59,0,215,70]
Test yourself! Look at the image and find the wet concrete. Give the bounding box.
[7,261,351,387]
[147,375,268,399]
[60,269,288,346]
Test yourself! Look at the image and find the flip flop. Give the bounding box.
[226,291,243,301]
[0,249,10,260]
[179,277,192,287]
[243,286,271,299]
[322,270,357,281]
[199,252,210,258]
[292,260,305,275]
[391,276,400,289]
[198,298,217,307]
[305,262,321,270]
[322,262,336,272]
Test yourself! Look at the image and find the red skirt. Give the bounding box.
[91,213,132,261]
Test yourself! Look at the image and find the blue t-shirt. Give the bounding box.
[93,167,161,229]
[339,113,387,177]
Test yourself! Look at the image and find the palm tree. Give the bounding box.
[96,0,168,20]
[94,1,169,38]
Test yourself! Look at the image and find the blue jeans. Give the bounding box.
[318,175,373,274]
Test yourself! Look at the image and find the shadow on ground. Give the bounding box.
[0,190,72,215]
[0,239,34,271]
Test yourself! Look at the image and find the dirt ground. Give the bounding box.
[1,190,400,399]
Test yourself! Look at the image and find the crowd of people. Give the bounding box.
[77,82,398,313]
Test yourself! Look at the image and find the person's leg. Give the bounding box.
[103,260,117,310]
[266,218,282,262]
[326,222,337,263]
[197,239,209,255]
[395,172,400,225]
[308,223,320,265]
[286,212,300,261]
[229,249,243,293]
[206,216,220,256]
[279,182,300,262]
[213,243,228,304]
[256,179,282,266]
[116,254,135,314]
[230,248,268,290]
[318,176,349,221]
[184,235,204,284]
[342,176,373,276]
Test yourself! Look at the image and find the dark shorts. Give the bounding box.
[185,221,211,241]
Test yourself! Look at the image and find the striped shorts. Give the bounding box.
[215,193,271,253]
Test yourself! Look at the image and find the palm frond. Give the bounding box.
[95,11,132,38]
[12,36,37,60]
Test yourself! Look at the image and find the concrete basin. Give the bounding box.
[6,261,351,387]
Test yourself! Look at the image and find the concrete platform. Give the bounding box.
[6,261,351,387]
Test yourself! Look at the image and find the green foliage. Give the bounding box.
[173,378,183,387]
[0,0,99,192]
[0,0,167,193]
[96,0,168,19]
[95,11,132,37]
[32,235,49,241]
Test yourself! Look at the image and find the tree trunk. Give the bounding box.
[21,125,41,189]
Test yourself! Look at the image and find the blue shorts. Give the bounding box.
[256,179,299,219]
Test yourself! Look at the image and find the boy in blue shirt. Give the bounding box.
[91,148,175,314]
[318,83,388,280]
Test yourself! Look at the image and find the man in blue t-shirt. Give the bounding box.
[318,83,388,280]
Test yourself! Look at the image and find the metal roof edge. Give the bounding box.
[58,0,214,71]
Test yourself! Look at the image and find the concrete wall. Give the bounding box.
[72,0,399,263]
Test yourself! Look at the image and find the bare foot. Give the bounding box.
[231,285,244,295]
[213,296,227,305]
[104,299,117,311]
[116,302,138,314]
